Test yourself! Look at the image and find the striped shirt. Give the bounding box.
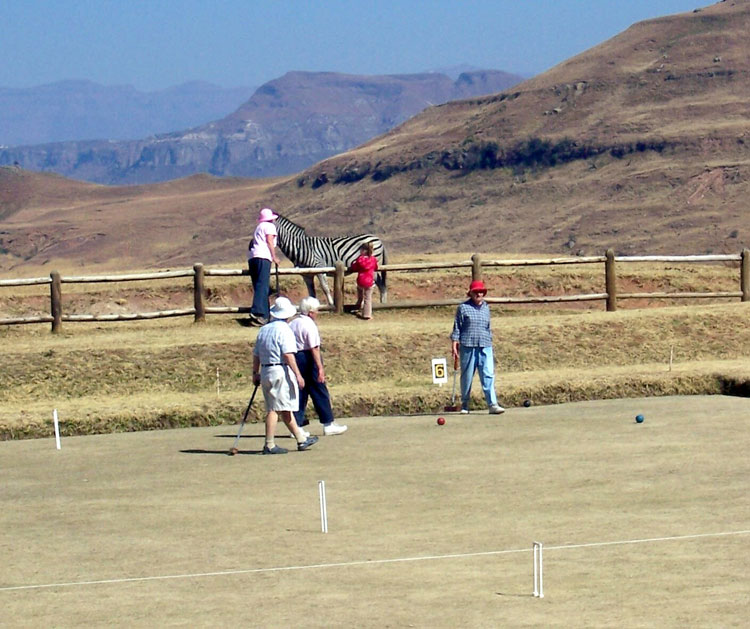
[450,299,493,347]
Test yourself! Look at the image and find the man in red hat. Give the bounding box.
[450,280,504,414]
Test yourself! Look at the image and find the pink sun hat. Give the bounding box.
[258,208,278,222]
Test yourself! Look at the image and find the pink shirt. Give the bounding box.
[289,314,321,351]
[350,255,378,288]
[248,221,277,261]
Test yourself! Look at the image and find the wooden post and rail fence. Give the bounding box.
[1,249,748,333]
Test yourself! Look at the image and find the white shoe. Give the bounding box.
[489,405,505,415]
[299,429,310,439]
[323,422,348,436]
[460,408,470,414]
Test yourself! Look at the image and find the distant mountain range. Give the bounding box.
[0,70,524,185]
[0,80,256,145]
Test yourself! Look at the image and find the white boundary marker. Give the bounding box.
[53,409,61,450]
[533,541,543,598]
[318,480,328,533]
[1,529,748,593]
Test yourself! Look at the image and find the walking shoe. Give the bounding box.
[262,444,288,455]
[248,313,268,326]
[299,429,311,439]
[323,422,348,436]
[297,435,319,451]
[489,405,505,415]
[460,408,470,414]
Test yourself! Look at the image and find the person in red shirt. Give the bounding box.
[349,242,378,319]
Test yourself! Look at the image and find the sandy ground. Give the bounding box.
[2,395,749,627]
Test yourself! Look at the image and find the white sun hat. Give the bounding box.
[269,296,297,320]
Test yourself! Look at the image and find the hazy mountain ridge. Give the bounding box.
[0,70,524,185]
[0,80,256,146]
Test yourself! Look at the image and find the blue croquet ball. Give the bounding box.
[523,399,532,408]
[635,414,645,423]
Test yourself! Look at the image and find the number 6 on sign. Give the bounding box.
[431,358,448,385]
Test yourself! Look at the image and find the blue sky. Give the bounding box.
[2,0,704,91]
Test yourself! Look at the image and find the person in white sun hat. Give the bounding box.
[248,207,281,325]
[253,296,318,454]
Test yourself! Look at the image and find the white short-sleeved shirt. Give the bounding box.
[253,320,297,364]
[289,314,321,351]
[248,221,277,261]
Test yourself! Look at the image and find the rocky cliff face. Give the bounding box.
[0,70,523,185]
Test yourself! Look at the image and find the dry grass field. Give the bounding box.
[2,257,750,440]
[4,4,750,622]
[2,395,749,627]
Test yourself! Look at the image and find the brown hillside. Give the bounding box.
[2,0,749,274]
[280,0,750,256]
[0,167,276,273]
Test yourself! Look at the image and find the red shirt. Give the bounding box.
[350,255,378,288]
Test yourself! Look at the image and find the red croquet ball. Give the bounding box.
[437,417,446,425]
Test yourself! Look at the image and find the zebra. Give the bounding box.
[274,214,387,305]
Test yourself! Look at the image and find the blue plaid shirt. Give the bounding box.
[450,299,493,347]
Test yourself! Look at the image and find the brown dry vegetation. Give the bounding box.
[2,261,750,440]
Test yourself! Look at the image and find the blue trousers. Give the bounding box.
[293,349,334,426]
[248,258,271,320]
[459,345,498,410]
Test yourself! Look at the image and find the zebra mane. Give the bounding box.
[276,213,305,234]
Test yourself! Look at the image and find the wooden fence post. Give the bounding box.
[334,261,345,314]
[472,254,482,282]
[50,271,62,333]
[193,263,206,323]
[605,249,617,312]
[741,248,750,302]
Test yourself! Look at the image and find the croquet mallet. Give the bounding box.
[228,383,260,455]
[444,354,460,412]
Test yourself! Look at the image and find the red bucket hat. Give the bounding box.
[467,280,487,295]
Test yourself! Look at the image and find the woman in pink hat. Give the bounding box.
[449,279,504,414]
[248,208,281,324]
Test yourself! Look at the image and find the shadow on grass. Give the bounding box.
[235,317,258,328]
[179,432,301,456]
[180,448,264,456]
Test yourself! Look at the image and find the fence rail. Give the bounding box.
[1,249,748,332]
[0,277,52,287]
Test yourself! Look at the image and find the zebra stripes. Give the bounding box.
[275,214,388,304]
